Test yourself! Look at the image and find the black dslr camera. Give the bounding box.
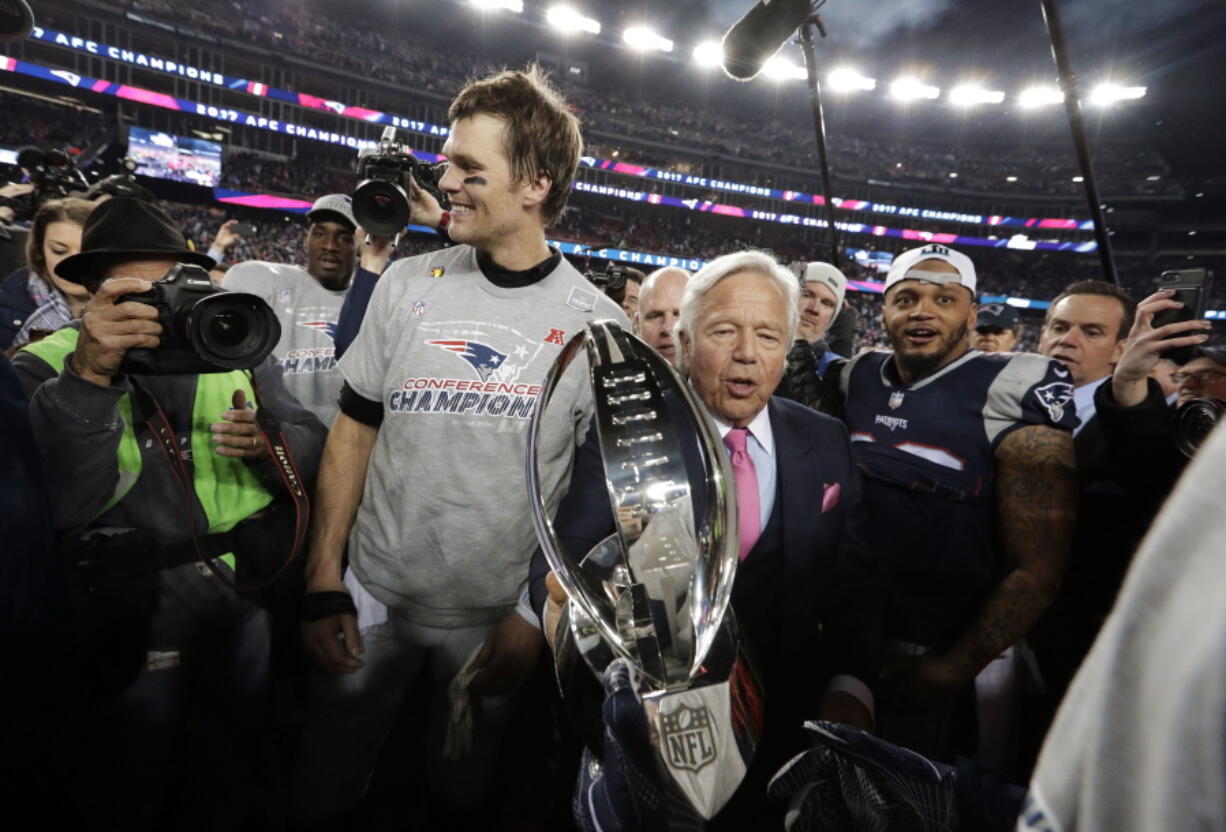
[116,264,281,375]
[584,262,631,294]
[353,126,448,237]
[1,145,90,221]
[1174,397,1225,458]
[88,158,154,203]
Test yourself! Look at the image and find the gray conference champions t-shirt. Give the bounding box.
[338,244,628,628]
[224,261,347,426]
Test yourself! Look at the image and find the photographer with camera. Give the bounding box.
[776,262,847,415]
[0,197,94,353]
[585,262,644,318]
[0,182,34,276]
[223,195,375,426]
[11,196,326,829]
[293,67,626,823]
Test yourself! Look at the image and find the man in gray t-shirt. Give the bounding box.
[224,194,392,425]
[292,69,626,822]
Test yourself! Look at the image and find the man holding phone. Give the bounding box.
[222,195,392,425]
[1090,285,1219,503]
[1028,277,1217,738]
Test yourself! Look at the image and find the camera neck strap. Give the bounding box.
[127,373,310,593]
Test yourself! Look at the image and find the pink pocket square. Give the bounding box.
[821,482,841,513]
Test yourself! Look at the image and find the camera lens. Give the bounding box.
[353,179,410,237]
[207,310,251,348]
[189,292,281,370]
[1175,398,1224,458]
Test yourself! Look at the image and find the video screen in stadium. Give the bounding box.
[847,247,894,275]
[128,126,222,187]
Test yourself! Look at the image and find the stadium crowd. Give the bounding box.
[37,0,1178,198]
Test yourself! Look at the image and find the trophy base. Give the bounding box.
[554,601,764,820]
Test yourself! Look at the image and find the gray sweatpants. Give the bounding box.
[289,610,513,821]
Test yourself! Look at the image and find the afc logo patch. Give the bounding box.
[1034,381,1075,424]
[543,328,567,345]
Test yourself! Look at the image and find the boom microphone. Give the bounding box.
[0,0,34,42]
[721,0,814,82]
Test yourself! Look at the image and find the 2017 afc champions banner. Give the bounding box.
[27,25,1093,234]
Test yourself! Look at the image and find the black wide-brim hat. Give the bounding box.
[55,197,216,284]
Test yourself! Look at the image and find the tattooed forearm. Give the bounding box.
[941,425,1077,680]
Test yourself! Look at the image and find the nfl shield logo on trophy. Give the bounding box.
[661,703,718,774]
[889,390,905,410]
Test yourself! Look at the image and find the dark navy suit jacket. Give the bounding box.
[528,394,881,708]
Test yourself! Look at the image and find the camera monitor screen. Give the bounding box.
[128,127,222,188]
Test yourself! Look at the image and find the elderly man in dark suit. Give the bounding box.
[528,249,879,828]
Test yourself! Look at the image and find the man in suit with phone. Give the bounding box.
[529,249,880,828]
[1091,287,1219,504]
[1028,280,1152,753]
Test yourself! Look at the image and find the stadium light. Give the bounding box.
[890,76,940,101]
[762,55,807,81]
[469,0,523,12]
[949,84,1006,106]
[546,5,601,35]
[1089,82,1146,106]
[1018,86,1064,108]
[828,68,876,92]
[623,25,673,53]
[693,40,724,68]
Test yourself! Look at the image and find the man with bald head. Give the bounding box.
[634,265,689,365]
[839,244,1078,767]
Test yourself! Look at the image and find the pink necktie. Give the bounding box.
[724,428,760,561]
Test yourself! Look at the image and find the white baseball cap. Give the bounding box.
[306,193,357,231]
[884,244,977,296]
[792,261,848,309]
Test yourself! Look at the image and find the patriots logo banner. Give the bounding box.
[427,339,508,382]
[298,320,338,342]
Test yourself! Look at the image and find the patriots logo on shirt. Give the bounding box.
[1034,381,1074,424]
[427,339,508,382]
[299,320,338,342]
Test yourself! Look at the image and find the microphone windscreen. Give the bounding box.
[0,0,34,42]
[16,145,46,170]
[721,0,812,81]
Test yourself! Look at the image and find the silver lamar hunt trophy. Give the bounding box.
[527,320,763,818]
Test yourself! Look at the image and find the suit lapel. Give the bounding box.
[769,399,819,575]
